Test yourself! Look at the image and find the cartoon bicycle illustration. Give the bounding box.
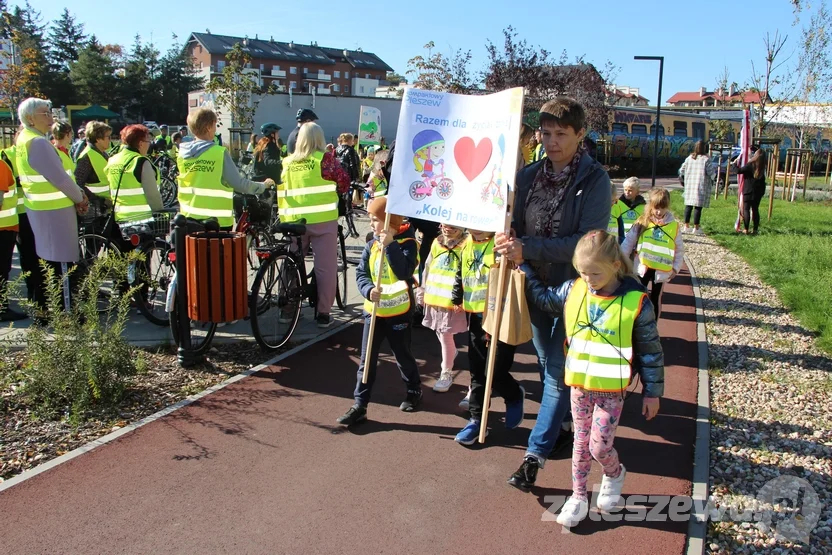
[480,164,505,207]
[409,129,454,201]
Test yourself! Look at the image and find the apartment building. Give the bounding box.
[186,32,393,97]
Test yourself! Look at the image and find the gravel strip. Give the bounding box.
[683,233,832,554]
[0,342,288,483]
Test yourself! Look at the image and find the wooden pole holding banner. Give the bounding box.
[825,151,831,185]
[362,212,392,384]
[478,88,525,444]
[478,190,515,444]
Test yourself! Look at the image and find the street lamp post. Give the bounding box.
[634,55,664,188]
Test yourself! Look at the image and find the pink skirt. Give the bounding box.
[423,305,468,334]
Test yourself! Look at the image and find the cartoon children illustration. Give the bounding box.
[413,129,447,189]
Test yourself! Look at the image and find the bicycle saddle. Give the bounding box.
[275,218,307,236]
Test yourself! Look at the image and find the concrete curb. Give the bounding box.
[0,316,360,493]
[684,255,711,555]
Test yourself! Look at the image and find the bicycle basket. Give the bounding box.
[78,201,111,233]
[151,211,173,237]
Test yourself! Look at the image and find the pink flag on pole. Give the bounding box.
[735,109,752,231]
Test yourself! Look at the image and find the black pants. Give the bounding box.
[683,205,703,226]
[16,213,42,305]
[640,269,663,319]
[409,218,439,283]
[467,312,522,420]
[354,313,422,407]
[742,192,763,233]
[0,229,16,311]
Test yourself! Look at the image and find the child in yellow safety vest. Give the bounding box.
[519,230,665,527]
[365,158,387,208]
[419,223,467,393]
[337,196,422,426]
[613,177,646,238]
[620,187,684,318]
[453,229,525,446]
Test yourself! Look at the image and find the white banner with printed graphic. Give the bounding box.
[387,88,524,233]
[358,105,381,147]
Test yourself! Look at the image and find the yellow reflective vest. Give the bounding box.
[615,200,645,235]
[0,156,18,228]
[1,147,24,215]
[461,235,495,313]
[177,145,234,228]
[278,151,338,225]
[564,278,646,393]
[637,221,679,273]
[15,128,75,211]
[423,239,463,309]
[369,174,387,197]
[106,149,155,223]
[77,145,111,200]
[363,237,416,317]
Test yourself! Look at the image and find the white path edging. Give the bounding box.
[0,317,360,493]
[684,255,711,555]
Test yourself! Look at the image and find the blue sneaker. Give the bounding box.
[504,386,526,429]
[455,419,488,446]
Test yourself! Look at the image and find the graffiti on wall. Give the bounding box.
[609,133,697,160]
[614,112,653,125]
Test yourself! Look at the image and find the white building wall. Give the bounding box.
[188,90,402,146]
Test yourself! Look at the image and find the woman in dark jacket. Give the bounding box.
[494,97,612,491]
[735,147,767,235]
[252,123,283,183]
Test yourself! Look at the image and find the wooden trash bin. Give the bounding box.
[185,231,248,323]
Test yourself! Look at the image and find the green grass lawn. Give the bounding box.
[671,191,832,353]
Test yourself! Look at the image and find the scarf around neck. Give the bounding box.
[525,147,585,238]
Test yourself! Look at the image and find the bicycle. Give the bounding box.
[340,182,370,240]
[409,172,454,201]
[76,206,177,326]
[166,217,220,356]
[234,190,277,296]
[248,215,349,350]
[153,153,179,208]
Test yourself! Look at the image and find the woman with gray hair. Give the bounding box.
[15,97,89,313]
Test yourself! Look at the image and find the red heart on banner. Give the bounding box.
[454,137,493,182]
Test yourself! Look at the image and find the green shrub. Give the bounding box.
[21,254,146,422]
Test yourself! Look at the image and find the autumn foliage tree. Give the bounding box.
[205,42,276,130]
[406,41,475,93]
[483,26,613,132]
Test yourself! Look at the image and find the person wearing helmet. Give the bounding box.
[178,125,193,143]
[252,122,283,183]
[287,108,318,155]
[153,124,173,155]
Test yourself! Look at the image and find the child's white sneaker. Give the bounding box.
[556,496,589,527]
[596,464,627,512]
[693,228,705,236]
[682,226,691,235]
[433,370,454,392]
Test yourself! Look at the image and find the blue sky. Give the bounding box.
[33,0,801,104]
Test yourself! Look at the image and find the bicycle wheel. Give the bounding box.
[246,227,274,294]
[250,253,303,351]
[169,302,218,356]
[77,233,122,313]
[335,225,348,310]
[160,176,178,208]
[134,239,174,326]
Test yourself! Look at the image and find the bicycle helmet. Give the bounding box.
[260,122,282,135]
[412,129,444,153]
[296,108,319,122]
